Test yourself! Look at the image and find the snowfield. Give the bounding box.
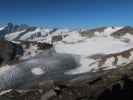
[1,25,133,76]
[55,36,132,56]
[54,27,133,74]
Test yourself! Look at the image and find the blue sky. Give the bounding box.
[0,0,133,28]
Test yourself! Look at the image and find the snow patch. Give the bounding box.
[62,31,86,43]
[103,27,123,36]
[129,51,133,61]
[117,56,129,65]
[65,57,97,75]
[104,57,115,66]
[0,25,7,31]
[121,33,133,42]
[31,67,45,75]
[95,27,123,36]
[0,65,16,74]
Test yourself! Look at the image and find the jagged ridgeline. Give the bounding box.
[0,23,133,43]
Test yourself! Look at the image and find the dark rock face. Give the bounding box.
[0,40,24,65]
[37,42,53,50]
[97,76,133,100]
[0,89,41,100]
[1,76,133,100]
[19,40,53,50]
[52,35,63,43]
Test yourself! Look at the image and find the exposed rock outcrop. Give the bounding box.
[0,40,23,65]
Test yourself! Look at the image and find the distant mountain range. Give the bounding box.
[0,23,133,44]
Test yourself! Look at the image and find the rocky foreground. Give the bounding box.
[0,62,133,100]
